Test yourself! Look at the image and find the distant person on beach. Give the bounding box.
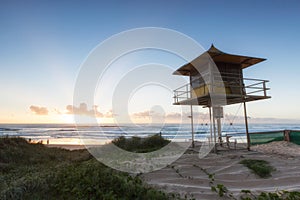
[47,139,49,145]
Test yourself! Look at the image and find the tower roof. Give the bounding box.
[173,44,266,76]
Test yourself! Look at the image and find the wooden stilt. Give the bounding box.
[190,104,195,148]
[212,107,217,153]
[243,102,250,151]
[217,118,222,145]
[209,107,213,147]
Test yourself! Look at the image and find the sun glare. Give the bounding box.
[60,114,75,124]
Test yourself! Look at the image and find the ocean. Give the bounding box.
[1,123,300,145]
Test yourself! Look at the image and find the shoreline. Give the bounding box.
[38,139,300,154]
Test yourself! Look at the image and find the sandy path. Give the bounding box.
[142,142,300,199]
[46,144,101,151]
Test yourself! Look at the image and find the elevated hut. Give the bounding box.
[173,45,270,150]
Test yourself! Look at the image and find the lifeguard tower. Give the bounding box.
[173,45,270,150]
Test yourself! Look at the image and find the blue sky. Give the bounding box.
[0,0,300,123]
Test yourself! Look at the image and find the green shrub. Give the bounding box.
[0,137,173,200]
[112,134,170,153]
[48,159,170,200]
[240,159,275,178]
[240,190,300,200]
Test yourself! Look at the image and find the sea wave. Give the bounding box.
[0,123,299,144]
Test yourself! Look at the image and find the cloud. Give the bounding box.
[53,108,62,114]
[30,105,49,115]
[131,110,213,123]
[165,112,182,119]
[104,109,116,118]
[133,110,182,119]
[65,103,104,118]
[132,110,151,118]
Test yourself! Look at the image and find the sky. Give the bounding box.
[1,0,300,124]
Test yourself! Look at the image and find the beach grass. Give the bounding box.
[239,159,275,178]
[0,136,175,200]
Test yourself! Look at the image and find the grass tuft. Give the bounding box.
[240,159,275,178]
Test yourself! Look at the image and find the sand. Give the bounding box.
[47,144,101,151]
[47,144,86,150]
[251,141,300,157]
[141,142,300,199]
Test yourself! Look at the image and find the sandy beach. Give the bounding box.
[47,144,101,151]
[141,141,300,199]
[47,144,86,151]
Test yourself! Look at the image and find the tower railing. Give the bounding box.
[173,72,270,104]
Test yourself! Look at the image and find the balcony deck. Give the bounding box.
[173,77,270,106]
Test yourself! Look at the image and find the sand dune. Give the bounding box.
[142,142,300,199]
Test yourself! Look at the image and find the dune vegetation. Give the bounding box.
[112,134,170,153]
[239,159,275,178]
[0,136,175,200]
